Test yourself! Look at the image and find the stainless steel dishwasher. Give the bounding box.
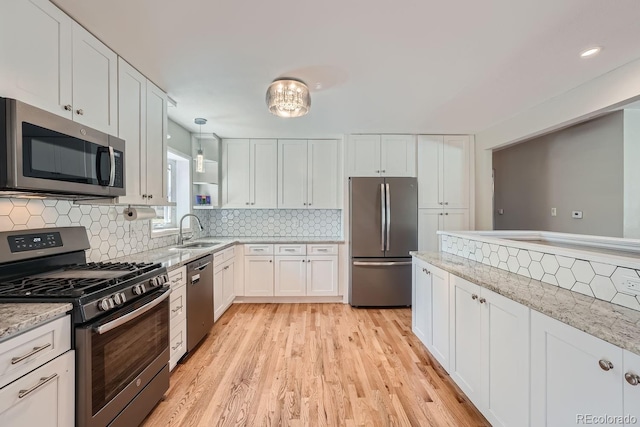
[186,254,214,352]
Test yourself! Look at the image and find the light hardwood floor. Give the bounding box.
[143,304,489,426]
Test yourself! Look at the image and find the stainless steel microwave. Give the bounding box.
[0,98,125,198]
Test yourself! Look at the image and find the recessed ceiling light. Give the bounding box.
[580,47,601,58]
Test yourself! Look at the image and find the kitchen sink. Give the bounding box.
[169,241,222,250]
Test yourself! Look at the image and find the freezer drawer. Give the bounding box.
[349,258,412,307]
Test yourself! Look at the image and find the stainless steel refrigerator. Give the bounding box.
[349,177,417,306]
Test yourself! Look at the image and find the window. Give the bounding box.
[152,149,191,234]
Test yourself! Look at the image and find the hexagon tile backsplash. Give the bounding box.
[0,198,342,262]
[440,233,640,312]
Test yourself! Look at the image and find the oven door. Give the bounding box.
[76,288,170,427]
[5,98,125,197]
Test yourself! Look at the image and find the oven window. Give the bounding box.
[91,298,168,415]
[22,122,106,185]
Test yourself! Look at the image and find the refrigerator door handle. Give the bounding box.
[353,261,412,266]
[380,183,386,252]
[385,182,391,251]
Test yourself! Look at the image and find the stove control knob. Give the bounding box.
[99,299,110,311]
[113,293,126,305]
[133,284,146,295]
[148,278,156,288]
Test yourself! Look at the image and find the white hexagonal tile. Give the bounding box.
[79,216,92,229]
[474,248,484,261]
[497,246,509,262]
[611,293,640,311]
[611,267,640,294]
[26,199,45,215]
[89,235,101,248]
[68,207,82,223]
[529,251,543,262]
[556,267,576,289]
[41,207,58,224]
[541,254,559,275]
[55,216,71,227]
[90,222,102,236]
[556,255,574,268]
[43,199,57,207]
[55,201,71,215]
[0,216,13,230]
[9,206,29,225]
[507,256,520,273]
[590,276,617,301]
[541,274,559,286]
[26,216,45,228]
[99,228,110,242]
[529,261,544,280]
[571,260,595,284]
[498,261,508,271]
[482,243,491,257]
[90,208,102,221]
[572,282,595,298]
[11,199,28,207]
[507,247,519,256]
[0,199,13,215]
[591,262,616,277]
[517,267,531,278]
[517,251,531,268]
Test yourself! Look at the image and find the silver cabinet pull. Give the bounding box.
[148,194,153,199]
[63,104,72,111]
[308,203,312,206]
[599,359,614,371]
[375,170,380,173]
[171,305,183,313]
[445,213,449,215]
[317,249,328,252]
[439,213,443,216]
[471,294,478,300]
[11,343,52,365]
[479,297,486,304]
[245,202,249,205]
[438,202,443,205]
[171,341,183,351]
[76,108,84,115]
[18,374,58,399]
[284,249,295,252]
[269,260,272,263]
[444,202,449,205]
[625,372,640,386]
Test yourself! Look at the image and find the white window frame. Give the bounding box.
[151,148,192,236]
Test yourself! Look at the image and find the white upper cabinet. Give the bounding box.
[418,135,470,209]
[348,135,416,177]
[71,23,118,135]
[0,0,117,134]
[278,139,340,209]
[0,0,73,118]
[222,139,277,208]
[117,59,167,205]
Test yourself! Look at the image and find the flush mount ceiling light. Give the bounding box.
[194,118,206,173]
[266,78,311,118]
[580,46,602,58]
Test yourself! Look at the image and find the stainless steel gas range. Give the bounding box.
[0,226,170,427]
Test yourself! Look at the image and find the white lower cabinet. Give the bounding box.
[531,310,624,427]
[244,256,275,296]
[168,266,187,371]
[624,350,640,426]
[450,276,530,427]
[274,256,307,296]
[0,350,74,427]
[306,256,338,297]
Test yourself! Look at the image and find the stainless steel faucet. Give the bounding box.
[178,214,204,246]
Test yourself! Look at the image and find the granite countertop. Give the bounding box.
[0,303,73,342]
[411,251,640,356]
[117,237,344,271]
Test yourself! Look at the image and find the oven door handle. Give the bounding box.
[94,290,170,335]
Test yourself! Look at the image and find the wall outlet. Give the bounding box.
[625,278,640,295]
[551,208,557,217]
[572,211,583,219]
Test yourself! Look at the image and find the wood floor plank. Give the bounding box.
[143,303,489,427]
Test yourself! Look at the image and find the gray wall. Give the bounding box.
[493,111,624,237]
[168,119,192,156]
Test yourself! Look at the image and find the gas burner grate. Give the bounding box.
[67,262,154,272]
[0,277,116,297]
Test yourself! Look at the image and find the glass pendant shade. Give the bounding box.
[195,149,205,173]
[266,79,311,118]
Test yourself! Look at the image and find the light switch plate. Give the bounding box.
[551,208,557,217]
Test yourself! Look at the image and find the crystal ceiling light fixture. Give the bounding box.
[194,118,206,173]
[266,78,311,118]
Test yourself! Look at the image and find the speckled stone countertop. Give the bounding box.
[411,251,640,356]
[0,303,72,342]
[115,237,344,271]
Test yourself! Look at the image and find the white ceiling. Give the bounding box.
[53,0,640,138]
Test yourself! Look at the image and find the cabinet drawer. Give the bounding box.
[307,244,338,255]
[214,251,225,267]
[275,244,306,255]
[0,350,74,426]
[0,315,71,389]
[223,246,235,259]
[244,244,274,255]
[170,284,187,325]
[168,266,186,288]
[169,319,187,371]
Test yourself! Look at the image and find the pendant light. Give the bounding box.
[194,118,206,173]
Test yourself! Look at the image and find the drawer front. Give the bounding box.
[168,266,186,288]
[307,244,338,255]
[0,315,71,389]
[169,319,187,371]
[244,244,274,255]
[170,284,187,325]
[275,244,306,256]
[214,251,225,267]
[223,246,235,259]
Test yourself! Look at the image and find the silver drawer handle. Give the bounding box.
[317,249,328,252]
[471,294,478,300]
[599,359,614,371]
[11,343,52,365]
[172,341,183,351]
[18,374,58,399]
[626,372,640,386]
[284,249,296,252]
[171,305,183,313]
